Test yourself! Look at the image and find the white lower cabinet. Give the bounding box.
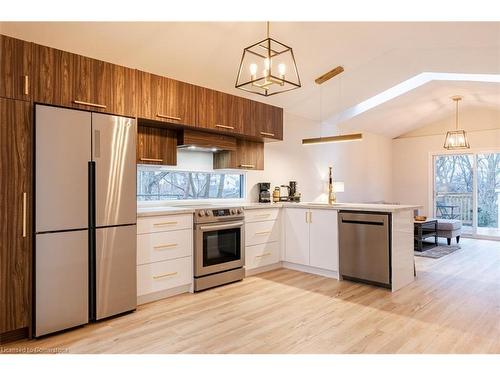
[246,241,280,269]
[309,209,338,271]
[284,208,310,265]
[284,208,339,273]
[137,214,193,304]
[137,256,193,296]
[244,209,281,272]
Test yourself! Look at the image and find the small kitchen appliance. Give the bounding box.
[258,182,271,203]
[279,185,290,201]
[288,181,301,202]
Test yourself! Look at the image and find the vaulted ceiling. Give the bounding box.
[2,21,499,137]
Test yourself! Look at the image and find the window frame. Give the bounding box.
[136,165,247,205]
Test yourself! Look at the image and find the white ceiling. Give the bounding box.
[339,80,500,138]
[1,22,499,137]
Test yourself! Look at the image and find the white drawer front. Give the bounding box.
[137,214,193,234]
[245,242,280,270]
[137,229,193,266]
[245,220,280,246]
[137,257,192,296]
[244,208,280,223]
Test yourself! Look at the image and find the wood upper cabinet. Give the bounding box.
[0,98,31,338]
[213,139,264,170]
[34,44,135,116]
[196,86,250,135]
[0,35,32,101]
[137,125,177,166]
[249,101,283,140]
[137,71,196,126]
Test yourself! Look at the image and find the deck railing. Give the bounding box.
[435,192,473,225]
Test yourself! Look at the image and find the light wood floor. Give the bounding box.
[3,238,500,354]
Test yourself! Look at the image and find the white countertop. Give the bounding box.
[137,202,421,217]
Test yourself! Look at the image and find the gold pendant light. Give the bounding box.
[302,66,363,145]
[235,22,301,97]
[443,96,470,150]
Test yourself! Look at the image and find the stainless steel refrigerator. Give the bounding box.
[34,105,137,337]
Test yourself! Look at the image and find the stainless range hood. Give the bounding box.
[177,129,237,152]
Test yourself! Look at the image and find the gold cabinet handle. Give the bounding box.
[309,211,312,223]
[22,192,27,238]
[305,211,308,223]
[23,75,29,95]
[255,230,271,235]
[215,124,235,130]
[153,272,178,280]
[140,157,163,163]
[157,113,181,121]
[260,131,275,137]
[153,221,178,226]
[239,164,255,169]
[73,100,107,109]
[254,213,271,218]
[255,252,271,258]
[154,243,178,250]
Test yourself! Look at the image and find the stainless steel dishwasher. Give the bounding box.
[338,211,391,288]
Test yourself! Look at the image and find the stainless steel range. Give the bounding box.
[193,206,245,291]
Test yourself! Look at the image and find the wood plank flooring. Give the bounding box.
[2,238,499,354]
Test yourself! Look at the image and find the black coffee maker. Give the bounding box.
[289,181,301,202]
[258,182,271,203]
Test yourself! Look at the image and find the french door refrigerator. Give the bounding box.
[34,105,137,337]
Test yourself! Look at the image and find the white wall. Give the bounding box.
[392,108,500,216]
[245,112,394,204]
[155,112,394,205]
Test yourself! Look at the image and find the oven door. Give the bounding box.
[194,220,245,277]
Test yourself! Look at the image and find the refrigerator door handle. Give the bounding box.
[94,129,101,158]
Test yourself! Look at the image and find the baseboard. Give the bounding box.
[137,284,192,306]
[282,262,339,279]
[245,262,282,276]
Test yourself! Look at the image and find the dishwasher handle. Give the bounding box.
[341,219,385,226]
[339,211,390,226]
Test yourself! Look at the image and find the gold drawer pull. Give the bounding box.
[23,75,29,95]
[22,192,27,238]
[239,164,255,169]
[255,252,271,258]
[260,131,275,137]
[154,243,178,250]
[153,221,178,226]
[157,113,181,121]
[215,124,235,130]
[153,272,178,280]
[140,157,163,163]
[255,230,271,235]
[73,100,107,109]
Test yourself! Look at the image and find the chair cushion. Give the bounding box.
[436,219,462,231]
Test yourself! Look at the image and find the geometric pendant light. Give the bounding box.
[235,22,301,97]
[443,95,470,150]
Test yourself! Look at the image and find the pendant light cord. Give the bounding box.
[455,99,459,130]
[267,21,270,39]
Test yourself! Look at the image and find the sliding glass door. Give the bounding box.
[476,153,500,237]
[433,154,474,235]
[433,151,500,239]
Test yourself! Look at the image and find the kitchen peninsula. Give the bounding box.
[137,201,421,303]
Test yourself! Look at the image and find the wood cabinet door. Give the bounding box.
[284,208,310,265]
[137,125,177,165]
[93,60,136,117]
[213,139,264,170]
[0,35,32,101]
[0,98,31,335]
[249,101,283,140]
[309,209,339,271]
[34,44,74,107]
[195,86,222,131]
[137,71,196,126]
